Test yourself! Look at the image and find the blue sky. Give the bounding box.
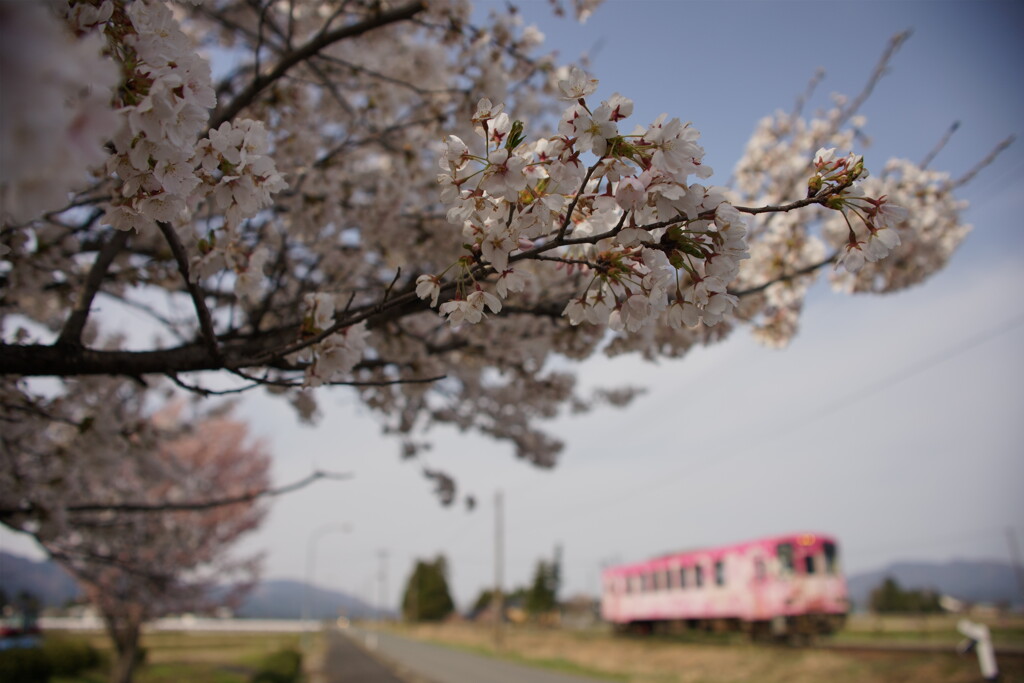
[2,0,1022,613]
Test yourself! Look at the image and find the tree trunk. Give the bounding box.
[104,614,142,683]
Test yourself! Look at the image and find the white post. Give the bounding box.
[957,619,999,681]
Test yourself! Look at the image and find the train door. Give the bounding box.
[750,552,769,620]
[601,574,623,623]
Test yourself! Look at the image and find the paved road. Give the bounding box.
[342,627,613,683]
[316,629,409,683]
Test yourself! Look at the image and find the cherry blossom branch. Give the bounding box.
[0,185,856,379]
[45,546,180,583]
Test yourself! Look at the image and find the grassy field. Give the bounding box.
[385,615,1024,683]
[48,631,307,683]
[42,615,1024,683]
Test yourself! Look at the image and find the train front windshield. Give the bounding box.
[777,538,840,575]
[824,541,838,574]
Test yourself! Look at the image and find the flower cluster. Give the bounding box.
[290,294,369,387]
[810,147,907,273]
[826,158,969,294]
[425,67,752,333]
[191,119,287,301]
[103,0,217,232]
[100,0,285,302]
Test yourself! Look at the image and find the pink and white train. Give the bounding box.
[600,532,848,638]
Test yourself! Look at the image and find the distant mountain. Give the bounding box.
[235,579,381,620]
[0,550,81,606]
[0,550,381,619]
[6,550,1018,618]
[847,560,1022,611]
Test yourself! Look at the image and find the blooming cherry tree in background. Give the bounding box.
[0,0,1010,531]
[30,410,269,683]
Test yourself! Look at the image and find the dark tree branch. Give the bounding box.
[157,220,222,364]
[57,229,129,347]
[209,1,427,130]
[731,253,838,299]
[0,470,351,520]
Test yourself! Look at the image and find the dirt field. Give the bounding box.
[389,621,1024,683]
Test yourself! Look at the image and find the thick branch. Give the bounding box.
[0,331,288,377]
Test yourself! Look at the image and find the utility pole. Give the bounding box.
[1007,527,1024,604]
[493,490,504,651]
[377,549,389,623]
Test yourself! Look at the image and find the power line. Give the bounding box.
[545,310,1024,533]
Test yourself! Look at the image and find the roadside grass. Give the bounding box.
[49,631,305,683]
[387,617,1024,683]
[836,613,1024,648]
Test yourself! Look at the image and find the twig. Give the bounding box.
[838,30,911,127]
[920,121,960,170]
[556,162,599,241]
[731,253,838,299]
[210,1,427,130]
[949,135,1015,189]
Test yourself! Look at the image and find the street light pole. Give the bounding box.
[302,522,352,639]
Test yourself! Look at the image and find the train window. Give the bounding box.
[777,543,794,574]
[644,573,654,592]
[805,555,817,574]
[694,564,704,588]
[754,557,767,581]
[824,541,838,574]
[714,560,725,586]
[662,570,672,591]
[678,567,688,589]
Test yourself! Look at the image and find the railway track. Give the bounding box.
[814,640,1024,660]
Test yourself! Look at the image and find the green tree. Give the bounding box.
[401,555,455,622]
[869,576,942,613]
[525,559,560,616]
[469,588,495,617]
